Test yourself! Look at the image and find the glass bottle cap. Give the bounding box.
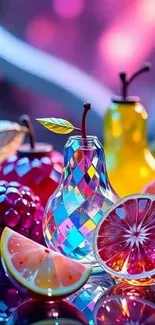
[112,96,140,104]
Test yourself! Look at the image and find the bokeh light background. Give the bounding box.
[0,0,155,152]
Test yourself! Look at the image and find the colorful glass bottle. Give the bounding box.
[104,63,155,197]
[43,104,119,271]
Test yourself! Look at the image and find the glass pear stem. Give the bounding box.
[119,62,151,100]
[81,103,91,138]
[19,114,36,149]
[128,62,151,85]
[119,72,127,100]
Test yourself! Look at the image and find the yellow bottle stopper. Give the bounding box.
[104,63,155,197]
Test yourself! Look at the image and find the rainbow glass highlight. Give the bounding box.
[68,272,115,325]
[44,135,118,268]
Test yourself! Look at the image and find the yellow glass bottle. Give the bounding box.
[104,63,155,197]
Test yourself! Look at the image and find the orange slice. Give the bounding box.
[0,227,92,299]
[94,194,155,285]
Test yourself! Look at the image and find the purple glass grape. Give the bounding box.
[0,181,44,244]
[7,299,88,325]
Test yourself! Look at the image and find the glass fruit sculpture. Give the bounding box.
[7,299,88,325]
[0,181,44,244]
[93,290,155,325]
[37,103,119,269]
[94,194,155,285]
[1,228,92,300]
[0,115,63,207]
[104,63,155,198]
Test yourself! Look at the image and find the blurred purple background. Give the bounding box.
[0,0,155,151]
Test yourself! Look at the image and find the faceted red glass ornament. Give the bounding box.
[94,194,155,285]
[0,116,63,207]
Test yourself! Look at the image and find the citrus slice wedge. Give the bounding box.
[94,194,155,285]
[0,227,92,299]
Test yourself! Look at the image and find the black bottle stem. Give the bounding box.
[19,114,36,149]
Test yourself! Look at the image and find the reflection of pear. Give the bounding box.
[0,120,27,162]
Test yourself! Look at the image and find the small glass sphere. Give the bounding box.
[4,209,20,228]
[14,198,29,214]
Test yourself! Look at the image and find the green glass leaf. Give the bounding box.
[36,118,80,134]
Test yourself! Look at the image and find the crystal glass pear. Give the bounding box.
[44,135,118,269]
[104,63,155,198]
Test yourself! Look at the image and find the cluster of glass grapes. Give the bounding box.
[0,181,44,244]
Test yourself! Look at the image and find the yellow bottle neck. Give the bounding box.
[104,101,148,155]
